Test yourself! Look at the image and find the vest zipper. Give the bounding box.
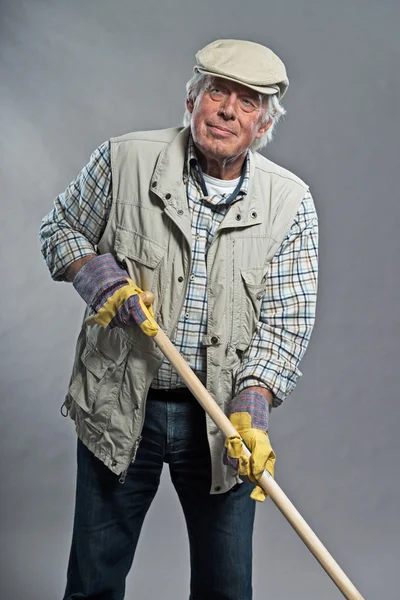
[118,434,143,484]
[118,369,156,485]
[228,238,236,347]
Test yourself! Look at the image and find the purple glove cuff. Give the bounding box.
[224,389,270,472]
[73,253,129,313]
[230,389,270,431]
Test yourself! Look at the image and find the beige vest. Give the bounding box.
[63,127,308,493]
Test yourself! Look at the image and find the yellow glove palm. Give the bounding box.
[92,280,158,336]
[225,412,276,502]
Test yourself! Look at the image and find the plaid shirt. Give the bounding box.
[40,136,318,406]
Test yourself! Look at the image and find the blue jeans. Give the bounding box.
[63,389,256,599]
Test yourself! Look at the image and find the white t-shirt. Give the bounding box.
[202,173,241,198]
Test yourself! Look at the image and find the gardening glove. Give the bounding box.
[73,253,158,335]
[225,389,276,502]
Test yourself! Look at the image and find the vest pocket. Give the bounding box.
[238,268,266,349]
[67,339,131,432]
[68,346,110,413]
[114,227,166,293]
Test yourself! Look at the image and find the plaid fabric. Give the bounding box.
[235,189,318,406]
[39,141,111,281]
[40,135,318,405]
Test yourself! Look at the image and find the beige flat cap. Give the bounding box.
[194,39,289,99]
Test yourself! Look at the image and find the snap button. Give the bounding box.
[190,274,195,281]
[214,485,222,492]
[177,209,183,215]
[178,276,184,283]
[235,214,242,221]
[165,193,171,200]
[250,210,258,219]
[151,181,157,188]
[184,312,189,319]
[211,336,219,345]
[111,460,117,467]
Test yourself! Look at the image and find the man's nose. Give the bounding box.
[218,94,237,120]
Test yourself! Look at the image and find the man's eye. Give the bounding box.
[209,88,225,101]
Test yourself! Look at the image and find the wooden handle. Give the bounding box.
[153,327,365,600]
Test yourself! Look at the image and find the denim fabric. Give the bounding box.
[63,389,256,600]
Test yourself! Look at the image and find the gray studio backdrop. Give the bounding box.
[1,0,399,598]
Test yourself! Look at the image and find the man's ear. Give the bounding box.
[256,119,273,139]
[186,97,194,114]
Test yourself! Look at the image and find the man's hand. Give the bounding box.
[225,388,276,502]
[72,253,158,335]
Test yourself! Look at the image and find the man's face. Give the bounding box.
[187,77,272,164]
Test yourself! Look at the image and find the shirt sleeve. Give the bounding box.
[39,141,112,281]
[235,189,319,407]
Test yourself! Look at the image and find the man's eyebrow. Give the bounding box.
[212,80,228,89]
[239,90,261,101]
[209,79,260,101]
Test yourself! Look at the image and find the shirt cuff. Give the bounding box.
[235,360,302,407]
[42,232,97,281]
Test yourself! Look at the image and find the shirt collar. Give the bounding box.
[184,134,250,204]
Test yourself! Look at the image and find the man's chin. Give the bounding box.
[199,137,239,159]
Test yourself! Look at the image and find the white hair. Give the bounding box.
[183,72,286,151]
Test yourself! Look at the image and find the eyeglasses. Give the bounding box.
[207,86,262,114]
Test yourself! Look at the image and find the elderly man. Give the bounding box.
[40,39,318,600]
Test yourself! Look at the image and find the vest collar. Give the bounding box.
[150,127,190,210]
[149,127,264,228]
[218,151,264,229]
